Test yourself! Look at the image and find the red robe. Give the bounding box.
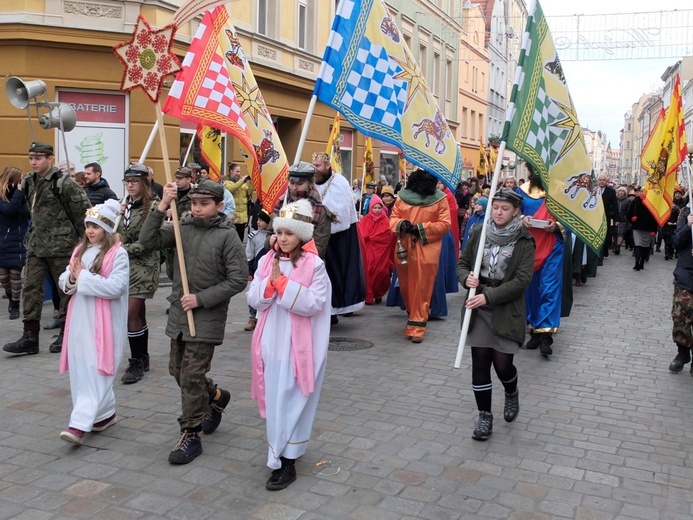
[357,195,396,303]
[442,187,460,258]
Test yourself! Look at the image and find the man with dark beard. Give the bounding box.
[311,153,365,322]
[389,169,451,343]
[519,166,566,357]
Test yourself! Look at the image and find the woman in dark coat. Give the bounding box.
[627,189,659,271]
[0,167,30,319]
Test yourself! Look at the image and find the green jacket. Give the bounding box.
[456,225,535,345]
[139,208,248,344]
[23,167,91,257]
[117,196,161,295]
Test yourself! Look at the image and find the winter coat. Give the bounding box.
[84,179,118,206]
[456,224,535,345]
[628,196,658,233]
[139,208,248,344]
[672,207,693,292]
[22,167,91,258]
[0,186,30,268]
[117,196,161,295]
[224,177,255,224]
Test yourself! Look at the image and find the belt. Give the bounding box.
[479,277,502,288]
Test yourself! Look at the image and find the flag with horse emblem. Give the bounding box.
[640,73,687,226]
[163,5,288,211]
[313,0,461,190]
[502,0,606,252]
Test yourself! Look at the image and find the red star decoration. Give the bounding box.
[113,16,181,103]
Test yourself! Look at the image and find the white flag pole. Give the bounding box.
[139,120,159,163]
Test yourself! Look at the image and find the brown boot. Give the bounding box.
[244,317,257,331]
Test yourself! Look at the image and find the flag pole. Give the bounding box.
[155,100,197,337]
[454,140,507,368]
[182,131,197,166]
[293,94,318,165]
[139,121,159,163]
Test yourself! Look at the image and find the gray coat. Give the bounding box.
[456,225,535,345]
[139,208,248,344]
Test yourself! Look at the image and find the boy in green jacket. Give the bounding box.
[139,178,248,464]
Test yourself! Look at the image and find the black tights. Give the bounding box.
[471,347,518,412]
[128,298,147,331]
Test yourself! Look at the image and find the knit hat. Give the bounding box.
[273,199,314,242]
[85,199,120,234]
[380,185,395,197]
[257,209,272,224]
[476,197,488,211]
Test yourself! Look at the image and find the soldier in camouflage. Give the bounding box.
[669,205,693,374]
[3,142,91,355]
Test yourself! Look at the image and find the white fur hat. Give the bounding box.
[85,199,121,234]
[273,199,314,242]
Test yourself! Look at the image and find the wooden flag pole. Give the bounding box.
[155,100,196,337]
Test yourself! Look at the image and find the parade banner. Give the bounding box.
[197,124,222,182]
[326,113,343,174]
[640,74,687,225]
[502,0,606,252]
[313,0,461,190]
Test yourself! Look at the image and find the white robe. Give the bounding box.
[59,245,129,431]
[247,254,332,469]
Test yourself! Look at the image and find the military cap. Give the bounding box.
[187,162,201,171]
[29,142,54,155]
[492,187,523,207]
[288,161,316,181]
[189,178,224,200]
[175,166,193,178]
[366,182,377,189]
[124,162,149,178]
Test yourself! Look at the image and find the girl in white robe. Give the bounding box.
[58,200,129,445]
[248,198,332,491]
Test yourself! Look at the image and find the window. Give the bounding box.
[470,109,476,138]
[419,44,428,78]
[339,129,353,181]
[432,52,440,97]
[258,0,267,35]
[257,0,278,39]
[461,107,468,138]
[445,60,453,117]
[298,0,307,50]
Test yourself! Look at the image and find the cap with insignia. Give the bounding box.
[189,178,224,200]
[175,166,193,178]
[366,182,377,189]
[123,162,149,178]
[288,161,316,181]
[29,142,54,155]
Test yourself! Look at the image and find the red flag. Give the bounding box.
[163,6,288,211]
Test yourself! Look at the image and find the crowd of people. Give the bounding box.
[2,140,692,489]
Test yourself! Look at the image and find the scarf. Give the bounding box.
[485,217,523,246]
[59,242,122,376]
[250,240,318,418]
[273,188,324,226]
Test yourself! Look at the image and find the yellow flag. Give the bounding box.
[325,113,342,174]
[363,136,375,188]
[640,74,688,225]
[197,125,222,182]
[478,140,487,176]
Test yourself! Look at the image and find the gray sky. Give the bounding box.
[539,0,687,148]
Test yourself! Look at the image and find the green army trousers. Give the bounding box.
[23,255,71,324]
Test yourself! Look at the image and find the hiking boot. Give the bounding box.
[8,299,19,320]
[504,390,519,423]
[244,317,257,331]
[669,346,691,373]
[60,427,85,445]
[142,353,150,372]
[3,331,39,355]
[92,413,117,432]
[472,411,493,441]
[201,389,231,434]
[49,331,64,353]
[121,358,144,384]
[168,430,202,464]
[265,458,297,491]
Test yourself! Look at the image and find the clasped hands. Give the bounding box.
[399,220,422,241]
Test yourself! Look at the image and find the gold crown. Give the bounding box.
[85,207,115,228]
[279,204,312,223]
[311,152,330,163]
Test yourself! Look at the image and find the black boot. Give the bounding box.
[49,329,64,353]
[669,346,691,373]
[266,457,297,490]
[141,327,150,371]
[168,430,202,464]
[3,330,39,355]
[8,299,20,320]
[201,388,231,434]
[539,333,553,357]
[504,390,519,422]
[472,411,493,441]
[525,332,540,350]
[633,248,642,270]
[121,358,144,384]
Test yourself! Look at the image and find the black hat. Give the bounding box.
[189,179,224,200]
[257,209,271,224]
[29,142,53,155]
[492,187,523,207]
[366,182,377,189]
[124,162,148,178]
[175,167,193,178]
[288,161,315,181]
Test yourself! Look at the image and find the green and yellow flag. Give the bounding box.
[640,73,687,225]
[502,0,606,252]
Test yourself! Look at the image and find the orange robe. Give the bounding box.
[389,190,451,340]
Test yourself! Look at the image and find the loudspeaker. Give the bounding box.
[38,103,76,132]
[5,77,47,110]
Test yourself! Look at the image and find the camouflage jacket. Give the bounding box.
[117,196,161,295]
[23,167,91,258]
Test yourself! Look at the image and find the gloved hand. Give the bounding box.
[399,220,412,234]
[408,224,422,241]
